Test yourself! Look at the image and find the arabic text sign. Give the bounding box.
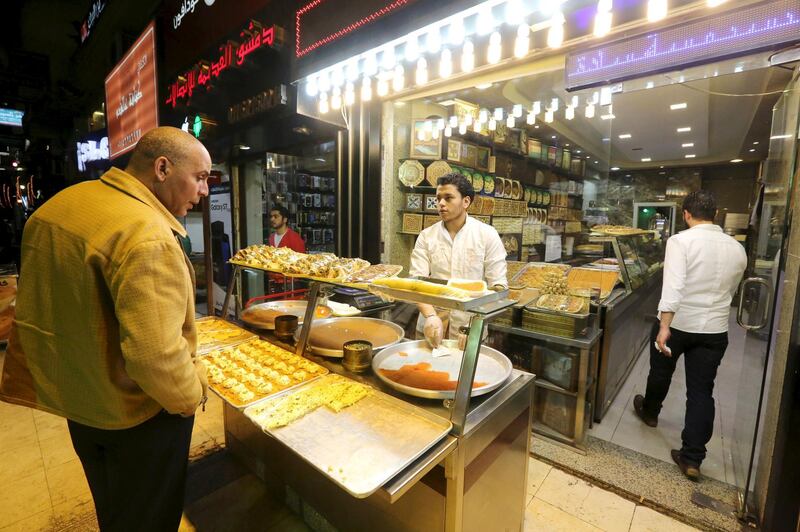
[165,21,279,108]
[76,137,109,172]
[565,0,800,90]
[0,108,24,127]
[105,21,158,159]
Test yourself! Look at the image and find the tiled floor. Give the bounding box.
[588,312,760,486]
[0,390,699,531]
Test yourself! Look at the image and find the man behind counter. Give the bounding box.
[409,173,508,346]
[268,204,305,253]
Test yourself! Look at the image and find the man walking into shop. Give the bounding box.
[410,172,507,345]
[268,204,305,253]
[633,190,746,481]
[1,127,210,531]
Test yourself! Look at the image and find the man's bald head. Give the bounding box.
[125,127,212,217]
[126,126,204,175]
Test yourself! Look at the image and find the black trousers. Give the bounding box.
[642,323,728,467]
[67,410,195,532]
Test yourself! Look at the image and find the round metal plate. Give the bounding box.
[371,340,513,399]
[240,301,331,330]
[298,317,404,358]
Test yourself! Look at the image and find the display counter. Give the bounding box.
[210,261,534,532]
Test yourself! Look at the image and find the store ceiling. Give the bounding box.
[427,60,793,171]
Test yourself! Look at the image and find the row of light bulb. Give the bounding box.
[312,0,730,114]
[412,90,616,143]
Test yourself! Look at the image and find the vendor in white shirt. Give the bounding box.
[409,173,508,346]
[633,190,746,482]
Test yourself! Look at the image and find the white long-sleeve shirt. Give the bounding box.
[658,224,747,334]
[409,216,508,335]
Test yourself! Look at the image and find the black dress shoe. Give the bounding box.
[671,450,700,481]
[633,394,658,427]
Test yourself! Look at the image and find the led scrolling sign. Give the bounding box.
[165,20,282,108]
[565,0,800,91]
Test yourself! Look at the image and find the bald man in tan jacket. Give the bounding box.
[1,127,211,531]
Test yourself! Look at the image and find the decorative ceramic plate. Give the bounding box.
[399,160,425,187]
[483,175,495,195]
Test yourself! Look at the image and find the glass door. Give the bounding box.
[731,66,800,518]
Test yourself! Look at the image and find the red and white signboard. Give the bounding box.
[105,21,159,159]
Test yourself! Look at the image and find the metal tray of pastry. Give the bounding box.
[243,377,452,498]
[372,340,513,399]
[295,317,404,358]
[367,282,512,313]
[240,301,332,330]
[195,317,257,355]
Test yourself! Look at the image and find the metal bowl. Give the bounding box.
[371,340,513,399]
[297,317,404,358]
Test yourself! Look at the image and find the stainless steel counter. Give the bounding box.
[223,338,534,532]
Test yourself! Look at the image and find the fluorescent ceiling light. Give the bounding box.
[677,127,691,133]
[475,83,493,90]
[670,103,687,110]
[600,114,615,120]
[618,133,632,139]
[730,159,743,163]
[437,99,456,106]
[685,154,696,158]
[641,158,651,162]
[770,134,791,140]
[681,142,694,148]
[611,166,620,170]
[753,141,759,145]
[749,148,756,152]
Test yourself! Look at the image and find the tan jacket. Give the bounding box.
[0,167,206,429]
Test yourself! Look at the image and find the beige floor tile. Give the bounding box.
[576,486,636,532]
[52,496,98,531]
[44,458,92,507]
[0,468,51,528]
[0,436,44,485]
[526,457,552,504]
[535,467,593,515]
[39,433,79,470]
[629,506,700,532]
[0,402,34,431]
[0,508,55,532]
[0,415,38,452]
[33,413,70,442]
[524,498,602,532]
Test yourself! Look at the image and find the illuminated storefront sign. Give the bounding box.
[80,0,107,43]
[172,0,218,29]
[164,20,283,108]
[228,85,288,123]
[76,136,109,172]
[0,108,24,127]
[105,21,159,159]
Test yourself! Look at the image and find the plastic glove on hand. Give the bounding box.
[423,314,444,348]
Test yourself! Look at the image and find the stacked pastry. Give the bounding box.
[231,245,370,280]
[202,339,327,407]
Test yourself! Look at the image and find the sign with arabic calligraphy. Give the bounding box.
[164,21,283,108]
[105,21,159,159]
[296,0,419,58]
[80,0,107,43]
[565,0,800,90]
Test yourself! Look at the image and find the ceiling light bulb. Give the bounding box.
[618,133,631,139]
[449,19,465,45]
[681,142,694,147]
[685,154,696,158]
[345,60,359,82]
[550,98,559,112]
[318,71,331,93]
[364,54,378,76]
[545,109,554,123]
[670,102,687,110]
[514,24,530,58]
[319,92,329,114]
[440,49,453,78]
[444,126,452,137]
[488,118,497,131]
[494,108,504,120]
[361,77,372,101]
[641,157,651,162]
[707,0,727,6]
[427,29,441,54]
[532,101,541,115]
[547,12,565,48]
[415,58,428,85]
[331,88,342,110]
[382,47,396,71]
[478,5,495,35]
[432,128,440,140]
[405,35,419,62]
[474,120,482,133]
[344,82,355,105]
[527,112,536,125]
[487,32,502,64]
[461,40,475,72]
[393,65,405,91]
[479,109,488,123]
[459,122,467,135]
[437,118,445,130]
[505,0,526,24]
[506,115,515,128]
[449,115,458,128]
[306,76,318,97]
[513,104,523,118]
[677,126,691,132]
[594,0,613,38]
[377,77,389,97]
[647,0,668,22]
[730,158,742,163]
[565,106,575,120]
[585,103,596,118]
[464,113,474,126]
[331,67,344,87]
